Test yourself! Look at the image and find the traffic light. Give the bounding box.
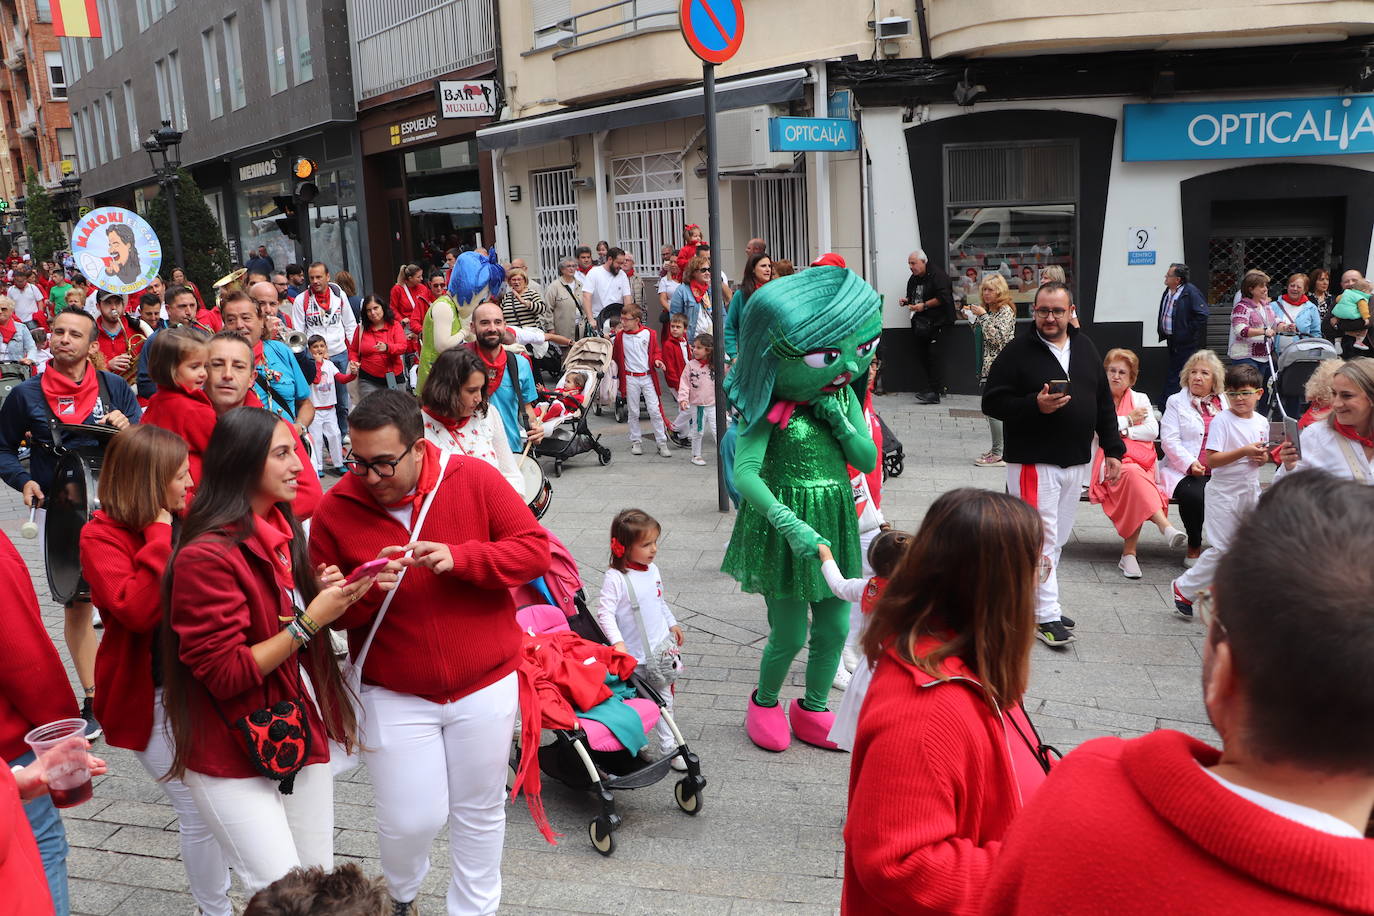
[0,199,9,211]
[293,157,318,203]
[273,194,300,241]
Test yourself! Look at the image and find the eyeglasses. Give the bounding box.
[1037,556,1053,583]
[343,441,418,478]
[1194,586,1226,635]
[1223,388,1264,397]
[1033,308,1069,318]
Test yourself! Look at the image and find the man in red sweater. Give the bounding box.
[309,390,549,916]
[984,471,1374,914]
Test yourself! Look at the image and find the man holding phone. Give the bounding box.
[982,282,1125,647]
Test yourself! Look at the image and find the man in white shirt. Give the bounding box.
[7,268,45,324]
[290,261,358,438]
[581,247,633,328]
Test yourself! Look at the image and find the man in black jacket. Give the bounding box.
[1157,262,1208,401]
[902,250,954,404]
[982,282,1125,647]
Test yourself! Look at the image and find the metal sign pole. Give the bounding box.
[704,62,729,513]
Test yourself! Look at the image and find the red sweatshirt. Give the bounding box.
[168,532,331,779]
[984,729,1374,915]
[611,326,663,397]
[661,332,689,392]
[80,513,172,751]
[348,321,410,379]
[844,640,1047,915]
[310,442,551,703]
[389,282,431,331]
[0,531,79,761]
[0,764,50,915]
[142,385,219,486]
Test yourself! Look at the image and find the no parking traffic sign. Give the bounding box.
[679,0,744,64]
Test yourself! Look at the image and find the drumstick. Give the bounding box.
[20,504,37,539]
[516,435,534,468]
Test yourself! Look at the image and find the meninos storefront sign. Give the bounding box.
[1123,94,1374,161]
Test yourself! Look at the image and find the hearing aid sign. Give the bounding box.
[71,206,162,295]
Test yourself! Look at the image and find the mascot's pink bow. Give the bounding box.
[767,400,801,429]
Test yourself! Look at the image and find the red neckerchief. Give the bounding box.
[0,315,15,344]
[251,340,266,364]
[1280,293,1307,307]
[690,280,710,300]
[41,362,99,421]
[251,507,296,591]
[313,358,327,385]
[422,405,465,433]
[311,287,331,311]
[625,561,649,571]
[1333,420,1374,450]
[469,342,507,396]
[382,441,442,525]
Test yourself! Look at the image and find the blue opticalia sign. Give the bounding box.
[768,117,858,152]
[1123,94,1374,161]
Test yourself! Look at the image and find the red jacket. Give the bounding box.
[348,321,410,379]
[168,532,332,779]
[94,319,143,369]
[309,442,551,703]
[196,307,223,332]
[80,513,172,751]
[142,385,219,487]
[0,531,79,761]
[844,640,1047,915]
[661,332,689,392]
[984,730,1374,915]
[0,764,51,915]
[611,327,663,397]
[389,282,431,331]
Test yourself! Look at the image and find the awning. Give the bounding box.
[477,67,809,151]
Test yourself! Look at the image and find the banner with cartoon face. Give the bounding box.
[70,207,162,295]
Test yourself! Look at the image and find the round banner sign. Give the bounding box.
[71,206,162,295]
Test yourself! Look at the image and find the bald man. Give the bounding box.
[249,280,285,339]
[746,238,767,259]
[1341,268,1365,290]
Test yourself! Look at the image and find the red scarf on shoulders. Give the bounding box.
[250,507,296,591]
[467,342,507,396]
[1334,420,1374,450]
[0,315,15,344]
[41,362,99,421]
[381,441,443,524]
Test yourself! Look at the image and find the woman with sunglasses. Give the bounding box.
[844,488,1055,915]
[161,407,381,895]
[669,253,716,343]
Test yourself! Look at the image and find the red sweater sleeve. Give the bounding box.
[445,461,551,591]
[649,329,663,366]
[170,541,267,701]
[81,521,172,634]
[292,428,323,520]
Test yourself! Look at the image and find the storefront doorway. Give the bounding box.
[405,139,482,271]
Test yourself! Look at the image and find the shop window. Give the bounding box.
[944,141,1077,310]
[123,80,138,152]
[284,0,311,84]
[45,51,65,100]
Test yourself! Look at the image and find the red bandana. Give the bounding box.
[381,441,442,524]
[312,288,331,311]
[1334,420,1374,450]
[626,560,649,571]
[690,280,711,301]
[0,316,15,344]
[41,362,99,422]
[422,405,470,433]
[468,342,507,396]
[251,507,296,591]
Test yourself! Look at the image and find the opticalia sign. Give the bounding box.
[1123,94,1374,161]
[767,117,857,152]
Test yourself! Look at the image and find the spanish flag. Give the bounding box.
[52,0,101,38]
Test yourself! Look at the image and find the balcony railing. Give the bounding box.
[541,0,677,52]
[352,0,496,101]
[17,103,36,138]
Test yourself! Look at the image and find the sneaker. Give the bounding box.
[832,665,852,690]
[1162,526,1188,549]
[656,442,671,458]
[1356,341,1370,351]
[1118,554,1142,579]
[691,456,707,466]
[1036,619,1077,647]
[668,755,689,772]
[973,452,1005,467]
[668,430,691,449]
[840,644,862,673]
[630,441,643,456]
[1060,615,1076,629]
[1182,554,1200,568]
[1172,583,1194,619]
[80,697,102,741]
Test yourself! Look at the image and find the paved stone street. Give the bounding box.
[1,394,1219,914]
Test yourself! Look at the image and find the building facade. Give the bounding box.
[61,0,361,278]
[347,0,499,290]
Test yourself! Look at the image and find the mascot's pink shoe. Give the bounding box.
[788,699,841,750]
[746,692,791,752]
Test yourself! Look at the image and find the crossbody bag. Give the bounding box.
[618,570,681,691]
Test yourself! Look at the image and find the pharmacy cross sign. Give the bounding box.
[679,0,744,64]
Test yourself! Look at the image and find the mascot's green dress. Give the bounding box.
[720,266,881,751]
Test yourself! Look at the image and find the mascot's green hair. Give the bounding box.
[724,266,881,432]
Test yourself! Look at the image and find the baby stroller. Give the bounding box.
[875,411,904,480]
[534,336,614,475]
[510,588,705,856]
[1269,336,1339,421]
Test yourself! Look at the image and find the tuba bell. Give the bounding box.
[213,267,248,293]
[282,328,308,353]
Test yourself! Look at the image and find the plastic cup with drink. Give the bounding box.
[24,718,94,808]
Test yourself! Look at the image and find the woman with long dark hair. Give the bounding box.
[724,253,772,359]
[844,488,1054,915]
[348,294,409,397]
[79,425,234,916]
[419,346,524,495]
[161,407,375,895]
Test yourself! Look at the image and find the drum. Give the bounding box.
[519,456,552,520]
[0,360,29,408]
[45,447,103,604]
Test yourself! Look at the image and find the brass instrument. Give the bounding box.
[282,327,308,354]
[122,333,147,385]
[213,267,247,293]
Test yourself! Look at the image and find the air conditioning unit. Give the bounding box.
[716,105,794,172]
[874,16,912,39]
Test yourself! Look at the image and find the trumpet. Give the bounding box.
[282,328,308,354]
[122,333,146,385]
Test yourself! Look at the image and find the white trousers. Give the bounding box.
[133,691,233,916]
[182,762,334,896]
[361,673,518,915]
[651,689,677,755]
[687,405,718,458]
[1007,463,1086,623]
[1173,487,1257,602]
[625,374,666,444]
[308,406,344,471]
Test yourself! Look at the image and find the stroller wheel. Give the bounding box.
[598,448,612,465]
[553,461,562,478]
[674,777,703,816]
[588,815,616,856]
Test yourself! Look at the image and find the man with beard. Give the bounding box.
[581,246,633,329]
[467,302,543,452]
[223,289,313,435]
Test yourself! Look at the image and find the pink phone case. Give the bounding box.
[343,558,389,585]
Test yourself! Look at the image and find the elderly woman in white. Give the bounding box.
[1279,357,1374,485]
[1160,349,1230,566]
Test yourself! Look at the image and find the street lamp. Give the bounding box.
[57,174,81,224]
[143,119,185,268]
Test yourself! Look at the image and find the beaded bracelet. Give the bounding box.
[285,619,311,645]
[297,612,321,637]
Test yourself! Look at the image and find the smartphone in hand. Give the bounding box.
[342,557,390,586]
[1047,379,1070,396]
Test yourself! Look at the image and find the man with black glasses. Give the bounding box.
[982,282,1124,648]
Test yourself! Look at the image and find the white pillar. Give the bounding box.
[593,131,610,245]
[491,148,510,259]
[813,61,831,258]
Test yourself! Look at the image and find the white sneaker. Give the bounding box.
[656,442,671,458]
[833,665,853,690]
[1162,526,1187,549]
[840,644,861,674]
[1183,555,1200,568]
[691,455,706,466]
[668,755,688,772]
[630,441,643,455]
[1118,554,1142,579]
